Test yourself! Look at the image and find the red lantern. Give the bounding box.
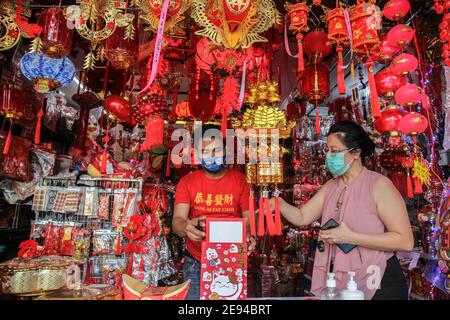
[105,24,139,69]
[395,83,422,107]
[382,0,411,21]
[302,63,330,102]
[327,7,350,45]
[390,53,418,75]
[104,95,132,122]
[38,7,73,58]
[0,83,25,155]
[374,105,408,135]
[399,112,429,145]
[370,34,401,62]
[287,2,309,73]
[350,1,380,55]
[303,30,332,60]
[387,24,414,48]
[375,68,407,97]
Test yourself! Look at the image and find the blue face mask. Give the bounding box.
[325,149,354,176]
[201,156,225,173]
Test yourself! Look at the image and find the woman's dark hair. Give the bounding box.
[327,120,376,163]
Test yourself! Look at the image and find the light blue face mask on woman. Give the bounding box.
[325,149,354,176]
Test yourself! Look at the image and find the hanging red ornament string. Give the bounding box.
[34,98,46,145]
[285,3,309,73]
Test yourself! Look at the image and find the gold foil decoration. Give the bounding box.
[138,0,190,34]
[0,2,21,52]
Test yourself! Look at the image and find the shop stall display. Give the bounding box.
[0,0,448,301]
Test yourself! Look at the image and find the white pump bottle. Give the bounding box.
[341,271,364,300]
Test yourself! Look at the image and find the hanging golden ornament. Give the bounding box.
[191,0,281,49]
[0,3,21,52]
[71,0,127,42]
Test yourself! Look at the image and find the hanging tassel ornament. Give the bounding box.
[351,60,355,80]
[264,196,276,235]
[139,255,145,272]
[413,177,423,194]
[296,33,305,73]
[249,190,256,237]
[336,46,346,95]
[100,120,110,174]
[34,99,45,145]
[257,193,265,237]
[406,170,413,199]
[315,101,320,135]
[365,61,381,118]
[2,118,12,155]
[273,190,282,236]
[114,229,122,255]
[165,150,171,178]
[142,117,164,151]
[221,107,227,138]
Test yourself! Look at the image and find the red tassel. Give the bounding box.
[414,177,423,194]
[143,117,164,151]
[127,254,134,275]
[296,33,304,73]
[257,196,265,237]
[249,192,256,237]
[165,151,171,178]
[315,102,320,134]
[114,232,122,255]
[2,119,12,155]
[264,198,276,235]
[365,61,381,118]
[388,171,408,198]
[139,256,145,272]
[336,46,346,95]
[84,259,94,284]
[34,101,45,145]
[406,171,413,199]
[274,197,282,236]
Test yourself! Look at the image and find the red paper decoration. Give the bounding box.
[286,2,310,72]
[188,67,219,122]
[350,1,380,55]
[370,34,401,62]
[382,0,411,21]
[395,83,423,107]
[399,112,429,135]
[301,63,330,103]
[374,105,408,136]
[303,30,332,59]
[375,68,407,97]
[38,7,73,58]
[386,24,414,48]
[390,53,418,75]
[0,83,25,155]
[105,25,139,69]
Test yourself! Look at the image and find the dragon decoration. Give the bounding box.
[191,0,281,49]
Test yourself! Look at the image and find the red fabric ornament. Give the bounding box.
[34,99,45,145]
[350,1,380,55]
[387,171,408,199]
[218,77,240,136]
[406,170,414,198]
[257,197,265,237]
[38,7,73,58]
[336,46,346,95]
[104,95,132,122]
[287,3,309,73]
[274,196,282,236]
[390,53,418,76]
[18,240,41,258]
[105,25,139,69]
[382,0,411,21]
[395,83,423,107]
[296,33,305,72]
[248,192,256,237]
[386,24,414,48]
[15,6,42,38]
[375,68,407,98]
[222,0,252,32]
[3,119,12,156]
[301,63,330,102]
[327,7,350,45]
[142,117,165,151]
[188,67,218,121]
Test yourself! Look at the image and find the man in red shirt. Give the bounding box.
[172,125,255,300]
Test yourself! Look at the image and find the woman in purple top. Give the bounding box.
[273,121,413,300]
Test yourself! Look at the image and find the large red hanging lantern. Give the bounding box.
[37,7,73,58]
[105,24,139,70]
[286,2,309,73]
[327,7,350,95]
[382,0,411,21]
[0,83,25,155]
[350,0,381,117]
[395,83,423,107]
[399,112,428,145]
[303,30,332,60]
[375,68,407,97]
[386,24,414,48]
[374,105,408,147]
[390,53,418,76]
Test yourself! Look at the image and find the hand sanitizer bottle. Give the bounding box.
[341,271,364,300]
[320,272,340,300]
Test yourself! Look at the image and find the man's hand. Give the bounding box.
[185,216,206,242]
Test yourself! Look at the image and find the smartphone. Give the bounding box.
[320,218,357,254]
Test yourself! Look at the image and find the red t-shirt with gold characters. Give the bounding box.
[174,169,250,261]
